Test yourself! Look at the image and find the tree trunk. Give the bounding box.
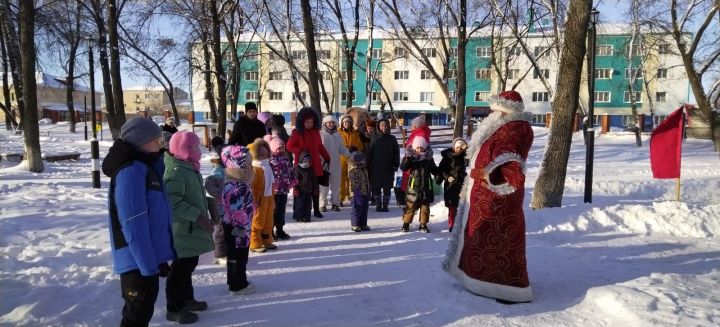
[530,0,590,209]
[91,0,115,138]
[0,21,18,130]
[300,0,322,113]
[201,32,218,124]
[18,1,43,172]
[66,44,78,133]
[107,0,125,138]
[209,0,227,139]
[1,0,25,129]
[454,0,467,139]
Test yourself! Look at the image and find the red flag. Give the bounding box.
[650,107,684,179]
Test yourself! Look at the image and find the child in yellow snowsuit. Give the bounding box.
[339,115,364,204]
[248,138,276,253]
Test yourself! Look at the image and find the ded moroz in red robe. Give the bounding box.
[443,108,534,303]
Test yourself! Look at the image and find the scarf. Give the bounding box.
[253,159,274,196]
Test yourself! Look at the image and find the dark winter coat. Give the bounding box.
[102,139,176,276]
[286,108,330,177]
[438,148,468,207]
[162,124,178,134]
[229,116,267,146]
[266,114,290,144]
[294,166,317,194]
[400,149,439,205]
[367,132,400,189]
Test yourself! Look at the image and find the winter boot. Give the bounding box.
[419,224,430,233]
[166,308,198,324]
[313,193,323,218]
[351,226,362,232]
[275,228,291,240]
[321,206,327,212]
[184,299,208,312]
[331,205,341,211]
[401,223,410,233]
[382,196,391,212]
[376,204,383,212]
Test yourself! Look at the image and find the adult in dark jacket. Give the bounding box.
[286,107,330,218]
[228,102,267,146]
[400,136,439,233]
[437,138,469,231]
[101,117,176,327]
[163,117,179,134]
[367,118,399,212]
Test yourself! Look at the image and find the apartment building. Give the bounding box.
[189,25,689,129]
[123,85,190,118]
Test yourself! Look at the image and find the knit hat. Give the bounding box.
[351,151,365,164]
[245,102,258,112]
[322,115,338,125]
[210,136,224,155]
[490,90,524,114]
[412,137,428,150]
[257,111,273,124]
[340,115,353,125]
[453,137,468,148]
[120,117,162,148]
[222,145,252,169]
[263,134,285,153]
[411,115,426,129]
[169,131,201,171]
[299,150,311,163]
[165,117,175,124]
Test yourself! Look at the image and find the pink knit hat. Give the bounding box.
[263,134,285,153]
[411,137,428,150]
[169,131,201,171]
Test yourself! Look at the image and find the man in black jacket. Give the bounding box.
[228,102,267,146]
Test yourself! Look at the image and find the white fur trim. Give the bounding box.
[483,152,526,196]
[490,96,524,114]
[458,271,533,302]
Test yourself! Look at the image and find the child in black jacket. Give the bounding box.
[293,151,317,222]
[400,137,439,233]
[437,138,468,232]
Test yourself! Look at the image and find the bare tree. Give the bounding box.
[18,0,44,172]
[0,21,19,130]
[530,0,591,209]
[299,0,322,113]
[107,0,126,137]
[1,0,25,131]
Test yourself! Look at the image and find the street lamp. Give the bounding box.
[86,37,100,189]
[584,8,600,203]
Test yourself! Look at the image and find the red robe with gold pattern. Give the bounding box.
[443,113,534,303]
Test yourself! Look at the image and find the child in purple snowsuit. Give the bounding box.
[265,134,297,240]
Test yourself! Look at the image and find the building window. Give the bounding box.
[292,71,307,80]
[658,43,671,54]
[245,71,259,81]
[656,68,668,79]
[370,70,382,81]
[269,91,283,100]
[269,72,283,80]
[596,45,613,56]
[394,70,409,80]
[420,70,433,80]
[595,68,613,79]
[506,46,521,56]
[626,44,642,57]
[475,69,491,80]
[624,68,643,79]
[291,50,307,59]
[449,47,458,57]
[476,46,491,58]
[532,92,549,102]
[420,92,434,102]
[245,91,258,101]
[623,91,642,103]
[341,91,356,102]
[394,47,407,57]
[534,46,549,58]
[370,49,382,59]
[422,48,437,58]
[393,92,409,101]
[244,50,258,60]
[317,50,331,59]
[340,70,356,80]
[533,69,550,79]
[656,92,667,102]
[371,91,382,102]
[154,93,160,99]
[507,69,520,79]
[594,91,611,103]
[292,92,307,101]
[474,91,491,102]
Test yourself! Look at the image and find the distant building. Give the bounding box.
[189,24,690,130]
[123,85,190,118]
[0,72,102,124]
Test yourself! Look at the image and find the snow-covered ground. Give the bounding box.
[1,122,718,326]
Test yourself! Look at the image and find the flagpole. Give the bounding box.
[675,178,680,201]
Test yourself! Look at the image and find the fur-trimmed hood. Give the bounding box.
[295,107,321,133]
[247,138,271,160]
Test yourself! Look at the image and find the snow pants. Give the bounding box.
[402,200,430,224]
[223,223,250,292]
[319,167,342,207]
[351,194,369,227]
[120,269,159,327]
[166,256,199,313]
[250,194,275,251]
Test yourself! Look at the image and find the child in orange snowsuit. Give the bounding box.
[248,138,276,253]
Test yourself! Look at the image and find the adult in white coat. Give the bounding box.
[320,115,350,211]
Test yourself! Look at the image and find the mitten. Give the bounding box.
[447,176,455,183]
[158,262,171,278]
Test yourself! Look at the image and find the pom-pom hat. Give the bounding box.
[222,145,252,169]
[490,90,524,114]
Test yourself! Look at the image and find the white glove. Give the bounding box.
[447,176,455,183]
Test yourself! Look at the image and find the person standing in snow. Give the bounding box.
[293,151,317,222]
[265,134,297,240]
[442,90,534,304]
[338,114,364,206]
[400,137,439,233]
[348,152,371,232]
[366,117,400,212]
[163,131,214,324]
[400,115,432,202]
[204,136,228,265]
[163,117,179,134]
[319,115,350,212]
[247,138,277,253]
[437,138,469,232]
[221,145,257,296]
[102,117,175,327]
[228,102,267,146]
